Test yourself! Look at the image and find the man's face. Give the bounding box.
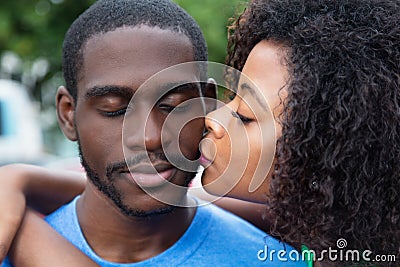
[67,26,204,217]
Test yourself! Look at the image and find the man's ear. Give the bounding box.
[56,86,78,141]
[204,78,218,114]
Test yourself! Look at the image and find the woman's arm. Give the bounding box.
[5,164,86,214]
[0,164,86,262]
[0,164,276,265]
[212,197,274,233]
[7,209,98,267]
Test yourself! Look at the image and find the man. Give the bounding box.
[2,0,303,266]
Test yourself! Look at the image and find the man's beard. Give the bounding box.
[77,141,196,218]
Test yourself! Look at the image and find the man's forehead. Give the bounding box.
[76,25,197,98]
[81,25,194,60]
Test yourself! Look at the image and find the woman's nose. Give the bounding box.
[205,105,231,139]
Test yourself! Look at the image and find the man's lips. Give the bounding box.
[120,164,176,188]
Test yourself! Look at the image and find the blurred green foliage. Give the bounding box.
[0,0,245,86]
[0,0,246,154]
[174,0,246,63]
[0,0,95,74]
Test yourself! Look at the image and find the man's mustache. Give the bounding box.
[106,152,198,178]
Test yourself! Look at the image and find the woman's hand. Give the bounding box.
[0,164,29,263]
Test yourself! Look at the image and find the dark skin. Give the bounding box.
[8,209,98,266]
[4,25,216,265]
[0,27,322,266]
[0,24,275,267]
[0,165,270,266]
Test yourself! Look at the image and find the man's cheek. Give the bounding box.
[179,133,203,160]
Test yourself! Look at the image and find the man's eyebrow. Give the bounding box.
[160,81,199,91]
[240,82,269,112]
[85,85,133,99]
[157,81,201,94]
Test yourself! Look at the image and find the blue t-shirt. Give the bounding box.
[3,197,305,266]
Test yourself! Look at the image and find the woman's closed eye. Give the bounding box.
[231,110,253,124]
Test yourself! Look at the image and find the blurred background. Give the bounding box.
[0,0,246,167]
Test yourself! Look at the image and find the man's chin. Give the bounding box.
[99,184,176,218]
[120,204,176,218]
[78,143,193,217]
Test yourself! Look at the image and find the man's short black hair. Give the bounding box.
[63,0,207,101]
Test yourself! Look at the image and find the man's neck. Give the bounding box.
[76,182,197,263]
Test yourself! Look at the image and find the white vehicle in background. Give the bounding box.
[0,79,44,165]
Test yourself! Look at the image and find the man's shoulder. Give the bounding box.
[200,204,292,253]
[188,202,306,266]
[45,196,79,236]
[1,257,12,267]
[202,202,263,230]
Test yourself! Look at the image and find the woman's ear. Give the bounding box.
[204,78,218,114]
[56,86,77,141]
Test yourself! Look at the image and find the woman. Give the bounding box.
[1,0,399,266]
[201,0,400,264]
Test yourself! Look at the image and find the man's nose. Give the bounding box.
[123,110,163,152]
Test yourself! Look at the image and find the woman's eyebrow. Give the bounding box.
[240,82,269,112]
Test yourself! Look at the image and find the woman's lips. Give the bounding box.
[199,154,212,168]
[199,137,216,168]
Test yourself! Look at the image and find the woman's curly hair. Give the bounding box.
[227,0,400,265]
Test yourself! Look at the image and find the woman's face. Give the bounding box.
[200,40,288,203]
